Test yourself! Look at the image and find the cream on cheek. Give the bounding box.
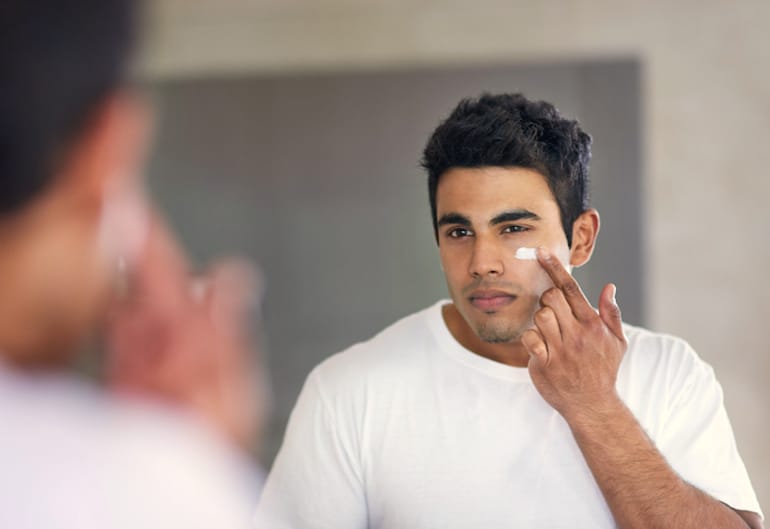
[514,246,537,260]
[512,245,570,295]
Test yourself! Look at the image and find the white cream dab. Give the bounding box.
[515,247,537,260]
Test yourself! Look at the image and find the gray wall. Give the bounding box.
[146,60,642,463]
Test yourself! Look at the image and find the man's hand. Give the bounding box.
[105,215,266,451]
[521,247,627,421]
[520,248,763,529]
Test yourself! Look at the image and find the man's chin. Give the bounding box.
[473,321,524,344]
[451,301,531,345]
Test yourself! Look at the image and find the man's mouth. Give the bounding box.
[468,290,516,312]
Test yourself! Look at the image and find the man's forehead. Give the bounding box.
[436,169,558,222]
[437,166,555,201]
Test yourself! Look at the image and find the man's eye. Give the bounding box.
[448,227,472,238]
[502,225,528,234]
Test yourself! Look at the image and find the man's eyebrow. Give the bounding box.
[437,213,471,227]
[490,209,541,225]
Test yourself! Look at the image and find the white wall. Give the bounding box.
[140,0,770,512]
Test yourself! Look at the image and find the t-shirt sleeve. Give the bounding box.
[655,344,763,519]
[254,366,367,529]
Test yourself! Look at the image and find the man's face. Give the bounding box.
[436,166,572,344]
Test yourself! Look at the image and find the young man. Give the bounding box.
[256,93,764,528]
[0,1,263,527]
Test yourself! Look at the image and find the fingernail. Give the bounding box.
[611,284,617,304]
[536,246,551,260]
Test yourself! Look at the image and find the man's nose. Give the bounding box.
[468,235,504,278]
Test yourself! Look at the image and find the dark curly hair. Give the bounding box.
[421,93,592,247]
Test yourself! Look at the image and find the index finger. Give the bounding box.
[536,247,595,321]
[117,212,191,311]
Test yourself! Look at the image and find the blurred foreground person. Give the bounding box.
[0,1,263,527]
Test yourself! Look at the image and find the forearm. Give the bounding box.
[566,397,751,529]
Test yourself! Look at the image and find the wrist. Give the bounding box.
[561,392,628,434]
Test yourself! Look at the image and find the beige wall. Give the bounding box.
[141,0,770,512]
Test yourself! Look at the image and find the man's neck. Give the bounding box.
[441,303,531,368]
[0,242,79,371]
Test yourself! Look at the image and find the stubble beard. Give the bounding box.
[465,294,539,345]
[474,315,528,344]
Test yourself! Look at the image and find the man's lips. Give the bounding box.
[468,290,516,311]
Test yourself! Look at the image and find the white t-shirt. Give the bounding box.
[256,300,762,529]
[0,362,262,529]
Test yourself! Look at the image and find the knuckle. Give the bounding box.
[607,303,622,320]
[587,316,604,334]
[521,328,540,345]
[561,280,581,297]
[534,307,554,325]
[541,288,560,305]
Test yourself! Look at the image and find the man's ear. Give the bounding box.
[569,208,600,268]
[57,91,152,213]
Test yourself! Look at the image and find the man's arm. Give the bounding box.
[520,247,763,529]
[567,391,763,529]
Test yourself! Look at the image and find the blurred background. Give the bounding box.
[137,0,769,512]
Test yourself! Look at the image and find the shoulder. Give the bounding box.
[623,323,705,369]
[620,323,717,398]
[101,399,260,526]
[0,369,259,528]
[307,302,440,402]
[317,302,438,379]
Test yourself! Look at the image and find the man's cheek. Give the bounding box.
[512,259,552,297]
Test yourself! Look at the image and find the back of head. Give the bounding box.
[421,93,592,246]
[0,0,142,366]
[0,0,138,216]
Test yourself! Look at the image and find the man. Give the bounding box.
[0,1,263,527]
[256,93,763,528]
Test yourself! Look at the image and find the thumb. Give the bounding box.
[599,283,624,339]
